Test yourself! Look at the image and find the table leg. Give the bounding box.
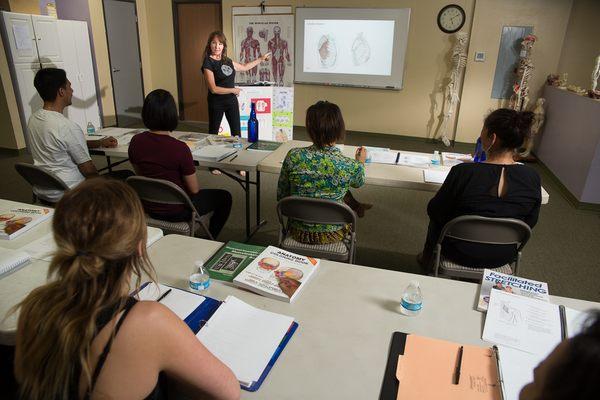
[245,171,250,238]
[106,156,113,173]
[256,171,261,226]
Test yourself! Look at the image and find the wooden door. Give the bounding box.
[32,15,62,62]
[176,2,221,122]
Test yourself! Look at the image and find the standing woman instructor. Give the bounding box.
[202,31,271,136]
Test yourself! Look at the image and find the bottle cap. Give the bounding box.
[410,280,420,288]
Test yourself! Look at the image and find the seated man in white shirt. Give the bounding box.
[28,68,133,203]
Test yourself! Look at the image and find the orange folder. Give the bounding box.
[396,335,501,400]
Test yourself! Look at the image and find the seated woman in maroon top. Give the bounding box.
[421,108,542,270]
[129,89,232,238]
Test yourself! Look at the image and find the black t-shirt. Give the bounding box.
[202,56,236,102]
[427,162,542,267]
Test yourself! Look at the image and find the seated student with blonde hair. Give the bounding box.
[14,179,239,400]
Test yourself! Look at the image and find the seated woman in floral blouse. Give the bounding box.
[277,101,366,244]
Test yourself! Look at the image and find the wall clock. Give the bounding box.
[437,4,466,34]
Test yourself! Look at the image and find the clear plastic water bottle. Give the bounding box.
[400,280,423,316]
[248,102,259,143]
[431,150,440,166]
[189,260,210,293]
[86,122,96,135]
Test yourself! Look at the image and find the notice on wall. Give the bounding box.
[12,23,32,50]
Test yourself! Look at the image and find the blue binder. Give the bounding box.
[136,282,297,392]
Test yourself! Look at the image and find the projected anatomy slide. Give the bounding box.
[303,19,395,76]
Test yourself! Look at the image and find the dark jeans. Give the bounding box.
[208,98,241,136]
[190,189,232,239]
[102,169,135,181]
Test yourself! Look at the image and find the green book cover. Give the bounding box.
[247,140,282,152]
[205,241,266,282]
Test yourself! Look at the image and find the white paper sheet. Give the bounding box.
[368,150,399,165]
[423,169,449,184]
[483,290,562,355]
[136,282,204,320]
[497,345,546,400]
[196,295,294,386]
[397,153,432,167]
[12,24,32,50]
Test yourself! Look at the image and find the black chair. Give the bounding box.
[14,162,69,205]
[432,215,532,280]
[277,196,358,263]
[126,176,213,239]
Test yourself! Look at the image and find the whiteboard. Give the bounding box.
[294,8,410,90]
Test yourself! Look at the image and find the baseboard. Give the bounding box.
[535,155,600,212]
[0,147,28,156]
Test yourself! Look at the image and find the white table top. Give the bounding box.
[93,128,270,173]
[2,234,597,394]
[257,140,550,204]
[147,235,594,399]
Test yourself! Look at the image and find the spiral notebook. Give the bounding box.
[0,247,31,279]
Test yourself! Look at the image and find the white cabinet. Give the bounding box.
[32,15,62,62]
[1,11,100,141]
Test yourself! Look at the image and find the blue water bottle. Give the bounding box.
[248,102,259,143]
[473,137,487,163]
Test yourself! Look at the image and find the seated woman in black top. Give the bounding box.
[14,179,239,400]
[422,108,541,269]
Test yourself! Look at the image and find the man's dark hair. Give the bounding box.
[33,68,68,102]
[540,311,600,400]
[142,89,178,132]
[305,101,345,148]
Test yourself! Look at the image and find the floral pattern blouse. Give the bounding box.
[277,145,365,238]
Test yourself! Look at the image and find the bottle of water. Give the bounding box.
[248,102,259,143]
[189,260,210,293]
[473,138,487,163]
[431,150,440,166]
[86,121,95,135]
[400,280,423,316]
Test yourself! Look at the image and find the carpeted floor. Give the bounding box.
[2,124,599,302]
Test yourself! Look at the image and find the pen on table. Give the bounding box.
[229,154,239,162]
[156,288,172,302]
[453,345,463,385]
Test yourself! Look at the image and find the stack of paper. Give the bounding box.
[482,290,589,399]
[192,145,237,162]
[423,169,449,184]
[196,295,294,387]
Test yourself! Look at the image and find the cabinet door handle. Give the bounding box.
[112,68,120,73]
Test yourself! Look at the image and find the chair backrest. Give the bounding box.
[126,176,195,211]
[277,196,357,232]
[437,215,531,252]
[14,162,69,192]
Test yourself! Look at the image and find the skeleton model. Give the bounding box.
[519,98,545,158]
[268,26,290,86]
[591,55,600,92]
[509,35,537,111]
[239,26,261,83]
[438,32,468,147]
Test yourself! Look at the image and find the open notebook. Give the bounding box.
[0,247,31,279]
[196,295,295,388]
